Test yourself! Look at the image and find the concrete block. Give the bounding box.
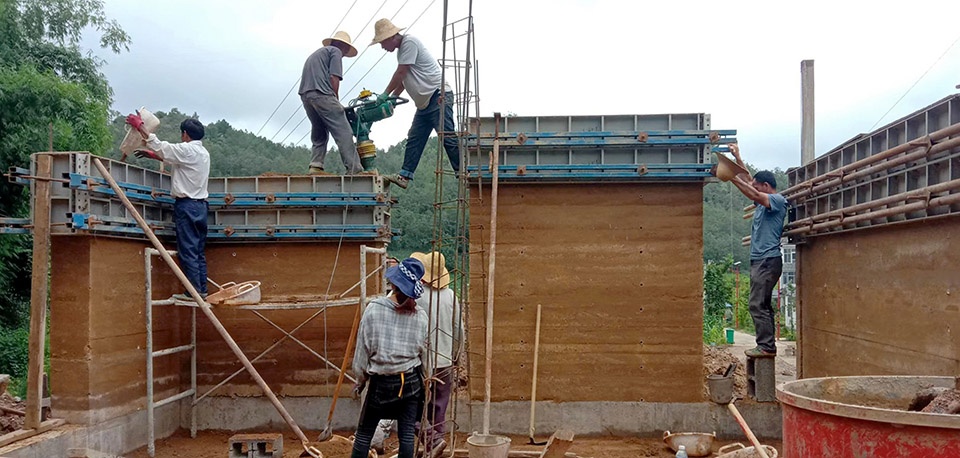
[746,356,777,402]
[229,433,282,458]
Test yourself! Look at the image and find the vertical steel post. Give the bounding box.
[145,248,155,457]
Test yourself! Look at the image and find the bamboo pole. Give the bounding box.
[787,178,960,229]
[483,114,502,435]
[786,191,960,236]
[782,122,960,197]
[90,158,314,448]
[788,135,960,201]
[24,154,51,429]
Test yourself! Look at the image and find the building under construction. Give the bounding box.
[1,6,960,458]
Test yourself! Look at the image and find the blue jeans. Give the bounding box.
[400,90,460,180]
[351,369,424,458]
[174,198,208,295]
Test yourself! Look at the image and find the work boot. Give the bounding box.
[744,346,776,357]
[309,166,334,175]
[383,174,409,189]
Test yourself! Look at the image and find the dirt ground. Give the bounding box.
[0,393,26,433]
[126,429,783,458]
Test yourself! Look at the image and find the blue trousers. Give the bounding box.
[399,90,460,180]
[174,198,208,295]
[351,369,424,458]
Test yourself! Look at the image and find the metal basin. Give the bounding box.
[715,443,778,458]
[662,431,715,457]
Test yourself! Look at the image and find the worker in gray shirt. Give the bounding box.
[299,31,363,175]
[728,144,787,357]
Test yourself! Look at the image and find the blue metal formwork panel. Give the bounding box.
[18,152,393,242]
[465,113,736,183]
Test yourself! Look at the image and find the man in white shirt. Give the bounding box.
[369,18,460,189]
[126,114,211,300]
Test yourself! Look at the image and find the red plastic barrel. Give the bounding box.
[777,376,960,457]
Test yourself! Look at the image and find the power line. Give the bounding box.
[272,0,409,144]
[254,0,362,137]
[295,0,438,146]
[869,32,960,131]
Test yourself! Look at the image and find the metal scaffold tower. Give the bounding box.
[420,0,480,451]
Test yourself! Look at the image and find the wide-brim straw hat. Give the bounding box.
[410,251,450,289]
[323,31,358,57]
[714,152,750,182]
[369,18,405,46]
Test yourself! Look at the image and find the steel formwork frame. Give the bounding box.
[785,94,960,238]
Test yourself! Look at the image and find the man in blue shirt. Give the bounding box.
[728,144,787,357]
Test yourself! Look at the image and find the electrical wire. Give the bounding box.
[869,32,960,131]
[294,0,438,145]
[272,0,415,144]
[254,0,362,137]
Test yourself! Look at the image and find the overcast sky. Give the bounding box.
[85,0,960,171]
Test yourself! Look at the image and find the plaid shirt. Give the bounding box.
[353,295,428,385]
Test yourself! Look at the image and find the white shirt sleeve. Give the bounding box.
[145,133,199,166]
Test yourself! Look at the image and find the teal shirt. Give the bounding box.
[750,193,787,260]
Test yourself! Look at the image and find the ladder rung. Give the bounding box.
[152,344,194,357]
[155,388,195,408]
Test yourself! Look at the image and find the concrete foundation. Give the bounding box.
[0,402,179,458]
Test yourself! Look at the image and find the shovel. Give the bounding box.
[318,299,364,441]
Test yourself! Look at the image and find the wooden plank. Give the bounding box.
[0,418,65,448]
[25,154,52,429]
[540,429,575,458]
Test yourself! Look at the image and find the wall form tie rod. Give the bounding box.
[90,158,315,448]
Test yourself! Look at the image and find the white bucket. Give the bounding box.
[120,107,160,159]
[466,434,510,458]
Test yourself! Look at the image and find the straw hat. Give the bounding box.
[323,31,358,57]
[713,152,750,182]
[369,18,405,46]
[410,251,450,289]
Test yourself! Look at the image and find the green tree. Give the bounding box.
[0,0,128,327]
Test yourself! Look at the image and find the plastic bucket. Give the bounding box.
[466,434,510,458]
[119,107,160,159]
[725,328,735,344]
[707,374,734,404]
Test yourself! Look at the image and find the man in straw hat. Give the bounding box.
[369,18,460,189]
[726,144,787,358]
[410,251,462,458]
[298,31,364,175]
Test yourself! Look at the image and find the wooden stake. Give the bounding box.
[90,158,314,450]
[528,304,543,443]
[24,154,51,430]
[483,114,502,435]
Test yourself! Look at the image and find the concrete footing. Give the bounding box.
[0,398,782,457]
[0,402,179,458]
